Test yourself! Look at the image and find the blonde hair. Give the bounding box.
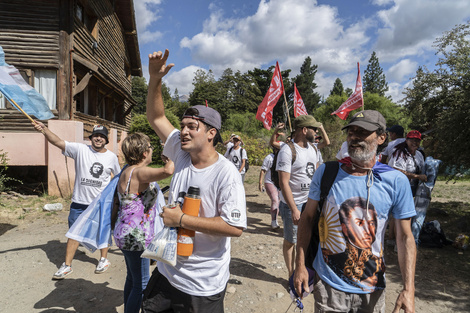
[121,132,151,165]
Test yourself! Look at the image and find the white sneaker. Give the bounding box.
[95,257,111,274]
[271,220,280,230]
[53,263,73,280]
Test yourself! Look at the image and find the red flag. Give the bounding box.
[331,62,363,120]
[293,83,308,117]
[205,99,208,107]
[256,62,284,130]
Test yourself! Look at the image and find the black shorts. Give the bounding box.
[142,267,226,313]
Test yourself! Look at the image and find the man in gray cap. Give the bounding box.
[142,49,247,313]
[32,122,120,279]
[294,110,417,313]
[276,114,323,280]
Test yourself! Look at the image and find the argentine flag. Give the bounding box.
[0,46,54,120]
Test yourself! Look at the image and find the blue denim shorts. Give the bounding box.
[68,202,88,228]
[279,201,305,244]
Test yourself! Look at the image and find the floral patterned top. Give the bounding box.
[113,168,160,251]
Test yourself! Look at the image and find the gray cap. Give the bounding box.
[293,115,322,129]
[341,110,386,132]
[183,105,222,130]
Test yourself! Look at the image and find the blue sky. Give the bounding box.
[134,0,470,103]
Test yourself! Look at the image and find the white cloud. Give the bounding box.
[387,59,418,82]
[375,0,470,61]
[164,65,205,96]
[386,80,412,103]
[180,0,371,77]
[134,0,163,43]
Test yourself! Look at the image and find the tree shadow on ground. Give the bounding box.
[34,278,122,313]
[0,239,123,268]
[384,199,470,312]
[0,223,16,236]
[244,200,282,237]
[230,257,287,289]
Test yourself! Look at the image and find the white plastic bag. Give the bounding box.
[141,226,178,266]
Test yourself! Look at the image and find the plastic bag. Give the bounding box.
[141,226,178,266]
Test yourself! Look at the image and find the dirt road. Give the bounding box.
[0,167,469,312]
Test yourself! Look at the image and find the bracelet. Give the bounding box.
[179,213,185,228]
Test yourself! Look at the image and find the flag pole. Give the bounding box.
[282,90,292,132]
[8,97,36,123]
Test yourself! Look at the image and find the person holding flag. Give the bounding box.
[33,122,121,279]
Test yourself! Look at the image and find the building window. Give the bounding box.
[34,70,57,110]
[76,2,98,39]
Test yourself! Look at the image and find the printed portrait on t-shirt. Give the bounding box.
[232,155,239,164]
[320,196,384,291]
[305,162,315,178]
[89,162,104,178]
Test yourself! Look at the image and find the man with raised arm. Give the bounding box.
[294,110,416,313]
[141,49,247,313]
[33,122,120,279]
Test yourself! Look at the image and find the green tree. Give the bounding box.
[330,78,344,96]
[131,76,148,114]
[403,22,470,169]
[293,57,321,114]
[363,51,389,96]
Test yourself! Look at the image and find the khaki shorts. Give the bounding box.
[313,274,385,313]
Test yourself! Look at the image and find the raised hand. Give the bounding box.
[148,49,174,80]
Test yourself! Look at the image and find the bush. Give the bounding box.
[0,150,20,192]
[129,113,179,165]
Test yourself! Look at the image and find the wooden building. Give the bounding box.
[0,0,141,197]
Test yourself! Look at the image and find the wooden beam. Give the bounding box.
[73,71,93,97]
[73,53,99,72]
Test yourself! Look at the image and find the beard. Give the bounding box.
[348,140,377,162]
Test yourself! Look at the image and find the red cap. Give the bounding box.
[406,130,422,140]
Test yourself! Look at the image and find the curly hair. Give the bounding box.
[121,132,151,165]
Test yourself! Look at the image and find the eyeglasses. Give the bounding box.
[306,127,318,132]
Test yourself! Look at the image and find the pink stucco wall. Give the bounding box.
[0,120,126,198]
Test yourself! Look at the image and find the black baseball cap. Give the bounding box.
[386,125,404,137]
[89,125,109,144]
[341,110,386,132]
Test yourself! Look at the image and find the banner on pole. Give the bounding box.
[256,62,284,130]
[331,62,363,120]
[293,83,308,117]
[0,46,54,120]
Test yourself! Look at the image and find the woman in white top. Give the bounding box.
[388,130,427,196]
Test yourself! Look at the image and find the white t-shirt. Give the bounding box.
[381,138,405,159]
[388,149,425,188]
[63,142,121,205]
[159,129,247,296]
[261,153,275,184]
[336,141,349,160]
[224,146,248,174]
[276,142,321,204]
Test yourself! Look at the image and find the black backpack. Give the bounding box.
[229,147,249,172]
[303,161,339,270]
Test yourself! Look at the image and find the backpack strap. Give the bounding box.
[286,141,297,164]
[318,161,340,212]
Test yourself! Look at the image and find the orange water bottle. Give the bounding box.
[177,186,201,256]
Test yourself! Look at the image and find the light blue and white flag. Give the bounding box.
[0,46,54,120]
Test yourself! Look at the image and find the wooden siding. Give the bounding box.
[73,1,132,99]
[0,0,60,68]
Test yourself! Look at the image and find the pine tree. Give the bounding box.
[363,51,388,96]
[293,57,321,113]
[330,78,344,96]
